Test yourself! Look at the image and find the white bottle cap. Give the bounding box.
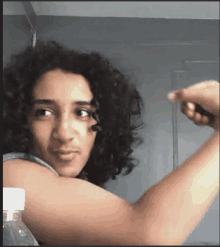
[3,187,25,211]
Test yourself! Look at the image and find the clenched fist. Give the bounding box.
[168,80,219,132]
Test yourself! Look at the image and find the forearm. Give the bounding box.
[133,132,219,245]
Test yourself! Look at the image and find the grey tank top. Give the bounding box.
[3,152,59,176]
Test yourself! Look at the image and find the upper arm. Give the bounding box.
[3,159,146,245]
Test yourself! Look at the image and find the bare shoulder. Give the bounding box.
[3,159,58,186]
[3,159,146,245]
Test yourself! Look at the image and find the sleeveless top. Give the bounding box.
[3,152,59,176]
[3,152,59,246]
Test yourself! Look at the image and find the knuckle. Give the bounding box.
[195,119,201,125]
[187,114,193,120]
[187,110,193,117]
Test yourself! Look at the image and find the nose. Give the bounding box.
[52,115,78,143]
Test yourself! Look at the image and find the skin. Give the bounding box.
[27,69,97,178]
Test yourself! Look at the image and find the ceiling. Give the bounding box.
[3,1,219,19]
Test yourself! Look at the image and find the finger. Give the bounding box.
[187,102,195,111]
[167,89,183,102]
[185,110,204,126]
[201,115,210,125]
[183,106,214,126]
[193,112,202,125]
[181,98,216,127]
[167,91,177,101]
[181,101,194,115]
[185,108,195,119]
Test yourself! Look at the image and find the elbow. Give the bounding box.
[129,208,183,246]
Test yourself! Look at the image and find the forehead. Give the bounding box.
[32,69,93,102]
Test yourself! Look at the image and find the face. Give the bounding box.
[27,69,97,178]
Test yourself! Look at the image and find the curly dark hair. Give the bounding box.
[3,40,145,188]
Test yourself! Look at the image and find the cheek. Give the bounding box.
[84,128,97,145]
[84,128,97,152]
[30,123,51,147]
[84,135,96,159]
[78,118,97,136]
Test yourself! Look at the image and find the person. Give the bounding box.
[3,40,219,246]
[3,40,145,188]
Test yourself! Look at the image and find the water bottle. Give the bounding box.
[3,187,39,246]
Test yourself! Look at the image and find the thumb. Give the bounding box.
[168,88,205,105]
[167,89,185,102]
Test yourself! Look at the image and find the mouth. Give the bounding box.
[53,151,78,162]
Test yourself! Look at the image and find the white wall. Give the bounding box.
[3,1,219,19]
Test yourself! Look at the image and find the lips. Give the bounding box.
[54,150,78,154]
[53,150,78,161]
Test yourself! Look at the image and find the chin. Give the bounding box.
[56,167,81,178]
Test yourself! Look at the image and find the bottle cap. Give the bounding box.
[3,187,25,211]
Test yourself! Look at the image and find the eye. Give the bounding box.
[76,109,92,118]
[34,109,52,117]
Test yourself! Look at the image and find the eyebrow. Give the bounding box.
[32,99,93,107]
